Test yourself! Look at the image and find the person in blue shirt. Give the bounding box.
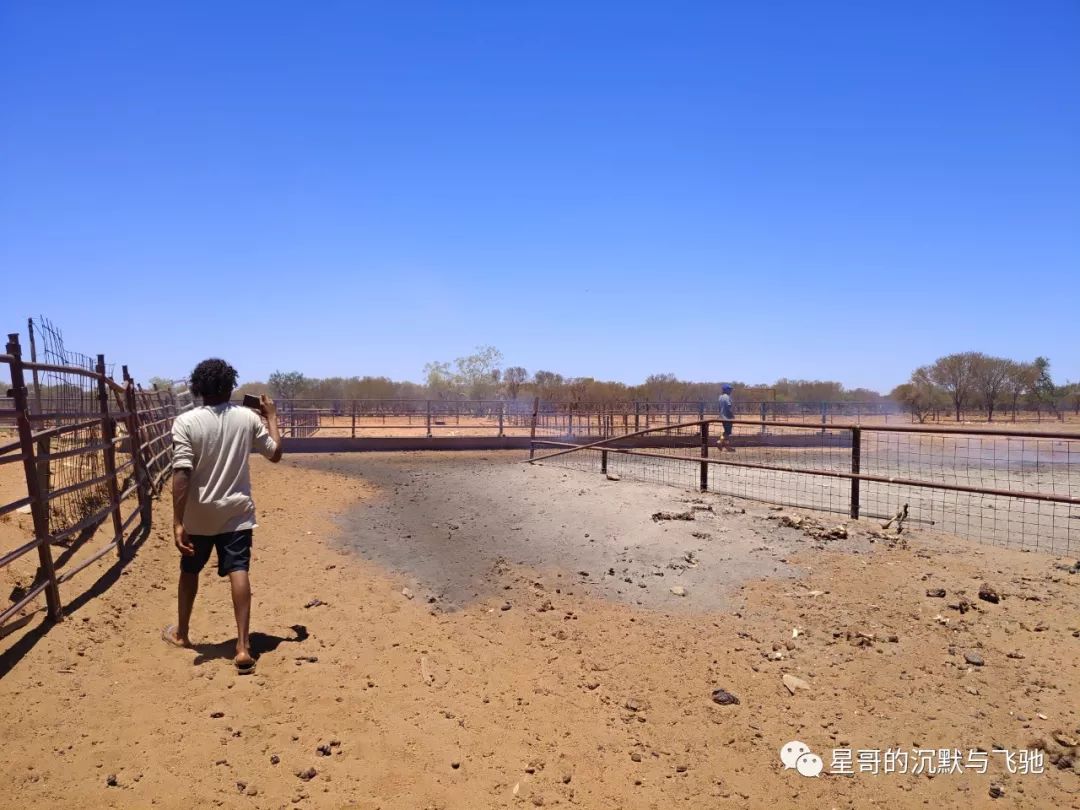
[718,384,735,451]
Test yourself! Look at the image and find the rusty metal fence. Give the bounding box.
[529,418,1080,555]
[1,325,190,628]
[249,398,901,439]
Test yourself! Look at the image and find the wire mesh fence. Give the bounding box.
[530,419,1080,555]
[2,319,190,628]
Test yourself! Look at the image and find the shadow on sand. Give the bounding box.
[0,522,152,680]
[191,623,309,665]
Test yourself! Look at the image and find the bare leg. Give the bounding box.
[229,570,253,666]
[169,571,198,646]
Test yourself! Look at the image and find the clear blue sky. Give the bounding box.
[2,1,1077,392]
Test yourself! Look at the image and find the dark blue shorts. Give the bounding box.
[181,529,252,577]
[721,420,733,437]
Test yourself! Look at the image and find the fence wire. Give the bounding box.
[26,317,122,539]
[531,420,1079,555]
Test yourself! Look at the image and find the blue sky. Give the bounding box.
[2,1,1077,391]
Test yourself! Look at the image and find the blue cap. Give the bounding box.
[722,384,733,393]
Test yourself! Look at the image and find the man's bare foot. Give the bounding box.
[234,650,256,674]
[162,625,192,649]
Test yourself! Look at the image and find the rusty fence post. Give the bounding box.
[498,402,504,437]
[351,401,356,439]
[96,355,125,559]
[7,333,63,621]
[27,317,43,416]
[601,449,608,474]
[529,396,539,459]
[426,400,432,438]
[122,365,151,526]
[760,401,767,435]
[700,420,709,491]
[850,427,861,519]
[634,401,640,432]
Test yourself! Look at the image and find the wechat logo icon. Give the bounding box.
[780,741,824,777]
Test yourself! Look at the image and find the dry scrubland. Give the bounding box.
[0,451,1077,809]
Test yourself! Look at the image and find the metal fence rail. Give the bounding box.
[1,325,190,628]
[529,418,1080,555]
[250,398,905,439]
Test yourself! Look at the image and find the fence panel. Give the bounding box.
[529,418,1079,555]
[1,322,185,629]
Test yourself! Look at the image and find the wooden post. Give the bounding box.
[498,402,504,437]
[760,401,767,435]
[351,401,356,439]
[634,401,640,432]
[426,400,432,438]
[700,421,710,491]
[601,449,608,474]
[96,355,126,559]
[849,427,861,519]
[7,333,62,621]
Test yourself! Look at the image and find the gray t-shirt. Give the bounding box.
[718,393,734,420]
[171,404,278,535]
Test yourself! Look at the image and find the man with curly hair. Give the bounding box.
[162,358,282,673]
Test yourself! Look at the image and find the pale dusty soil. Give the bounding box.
[0,451,1078,810]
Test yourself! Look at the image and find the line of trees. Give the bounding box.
[222,345,889,405]
[891,353,1079,422]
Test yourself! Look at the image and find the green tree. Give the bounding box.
[929,352,979,421]
[971,354,1010,421]
[891,366,944,423]
[503,366,528,400]
[454,345,504,399]
[268,370,307,400]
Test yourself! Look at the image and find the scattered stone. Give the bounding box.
[1006,651,1026,660]
[245,787,258,797]
[964,651,985,667]
[316,744,332,757]
[401,587,414,600]
[989,783,1005,799]
[303,599,326,609]
[949,598,976,614]
[625,697,645,712]
[562,773,572,784]
[451,761,461,769]
[270,755,280,765]
[978,583,1000,604]
[652,510,694,522]
[675,764,688,773]
[926,588,946,598]
[501,602,512,611]
[605,472,620,481]
[296,767,317,781]
[669,586,687,597]
[630,752,642,762]
[105,774,118,787]
[887,634,899,643]
[782,673,811,695]
[711,688,740,706]
[210,711,225,718]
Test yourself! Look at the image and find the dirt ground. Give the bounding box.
[0,451,1078,809]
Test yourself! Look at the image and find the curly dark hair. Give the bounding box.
[190,358,238,401]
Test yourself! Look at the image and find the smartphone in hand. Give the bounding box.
[242,394,263,411]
